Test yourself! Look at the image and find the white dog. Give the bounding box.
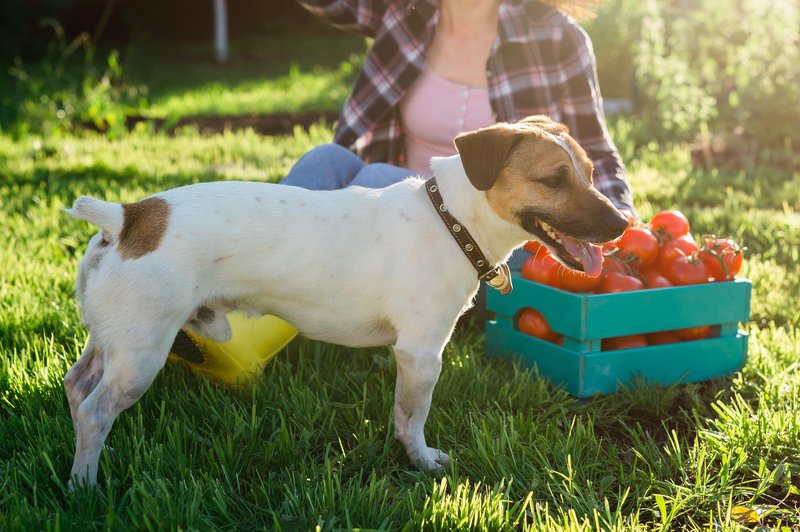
[64,115,628,487]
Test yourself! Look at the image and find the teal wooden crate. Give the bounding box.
[485,273,752,397]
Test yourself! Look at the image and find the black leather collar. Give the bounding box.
[425,177,512,295]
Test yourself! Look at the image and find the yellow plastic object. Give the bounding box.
[169,313,298,385]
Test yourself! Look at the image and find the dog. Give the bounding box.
[63,115,628,487]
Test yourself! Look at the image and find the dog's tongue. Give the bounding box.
[556,230,603,278]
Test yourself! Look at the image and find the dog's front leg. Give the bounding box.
[392,342,450,471]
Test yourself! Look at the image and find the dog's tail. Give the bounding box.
[65,196,124,235]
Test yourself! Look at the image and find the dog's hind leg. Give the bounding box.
[68,326,175,489]
[392,338,451,472]
[64,336,104,429]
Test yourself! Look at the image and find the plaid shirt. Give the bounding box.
[298,0,635,211]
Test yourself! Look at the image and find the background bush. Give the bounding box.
[8,20,144,139]
[586,0,800,158]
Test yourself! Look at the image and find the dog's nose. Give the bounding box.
[603,209,630,240]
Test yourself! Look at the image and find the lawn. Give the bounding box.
[2,33,800,532]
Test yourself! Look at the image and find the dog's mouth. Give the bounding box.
[526,219,604,277]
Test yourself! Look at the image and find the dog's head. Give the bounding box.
[454,115,629,276]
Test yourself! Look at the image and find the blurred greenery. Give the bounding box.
[585,0,800,163]
[3,0,798,166]
[2,22,366,138]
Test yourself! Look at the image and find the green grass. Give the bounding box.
[2,28,800,527]
[1,119,799,530]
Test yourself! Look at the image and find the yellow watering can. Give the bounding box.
[169,313,298,385]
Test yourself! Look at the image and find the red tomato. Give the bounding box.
[602,334,648,351]
[674,325,713,341]
[618,227,660,268]
[699,237,744,281]
[656,234,699,274]
[523,240,545,255]
[521,253,564,289]
[650,210,691,241]
[646,331,683,345]
[598,272,645,293]
[640,269,673,289]
[661,255,709,285]
[601,254,636,276]
[558,266,603,292]
[602,240,620,254]
[517,308,563,343]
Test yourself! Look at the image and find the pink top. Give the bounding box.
[399,66,494,177]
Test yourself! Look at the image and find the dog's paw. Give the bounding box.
[67,475,94,493]
[413,447,451,472]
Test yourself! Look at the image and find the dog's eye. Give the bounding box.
[539,166,569,188]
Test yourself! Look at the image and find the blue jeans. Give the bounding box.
[281,143,416,190]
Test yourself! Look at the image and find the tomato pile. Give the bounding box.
[516,209,745,350]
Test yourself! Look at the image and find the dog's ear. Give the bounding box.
[454,124,520,191]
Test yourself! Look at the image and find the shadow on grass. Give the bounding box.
[126,30,365,100]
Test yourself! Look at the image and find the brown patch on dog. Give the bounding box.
[455,115,574,191]
[483,129,580,226]
[118,197,171,260]
[517,115,569,136]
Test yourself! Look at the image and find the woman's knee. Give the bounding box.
[351,163,415,189]
[281,143,364,190]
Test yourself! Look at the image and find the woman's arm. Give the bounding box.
[556,23,636,215]
[295,0,388,37]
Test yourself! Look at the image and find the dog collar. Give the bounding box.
[425,177,512,295]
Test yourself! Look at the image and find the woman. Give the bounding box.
[284,0,635,215]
